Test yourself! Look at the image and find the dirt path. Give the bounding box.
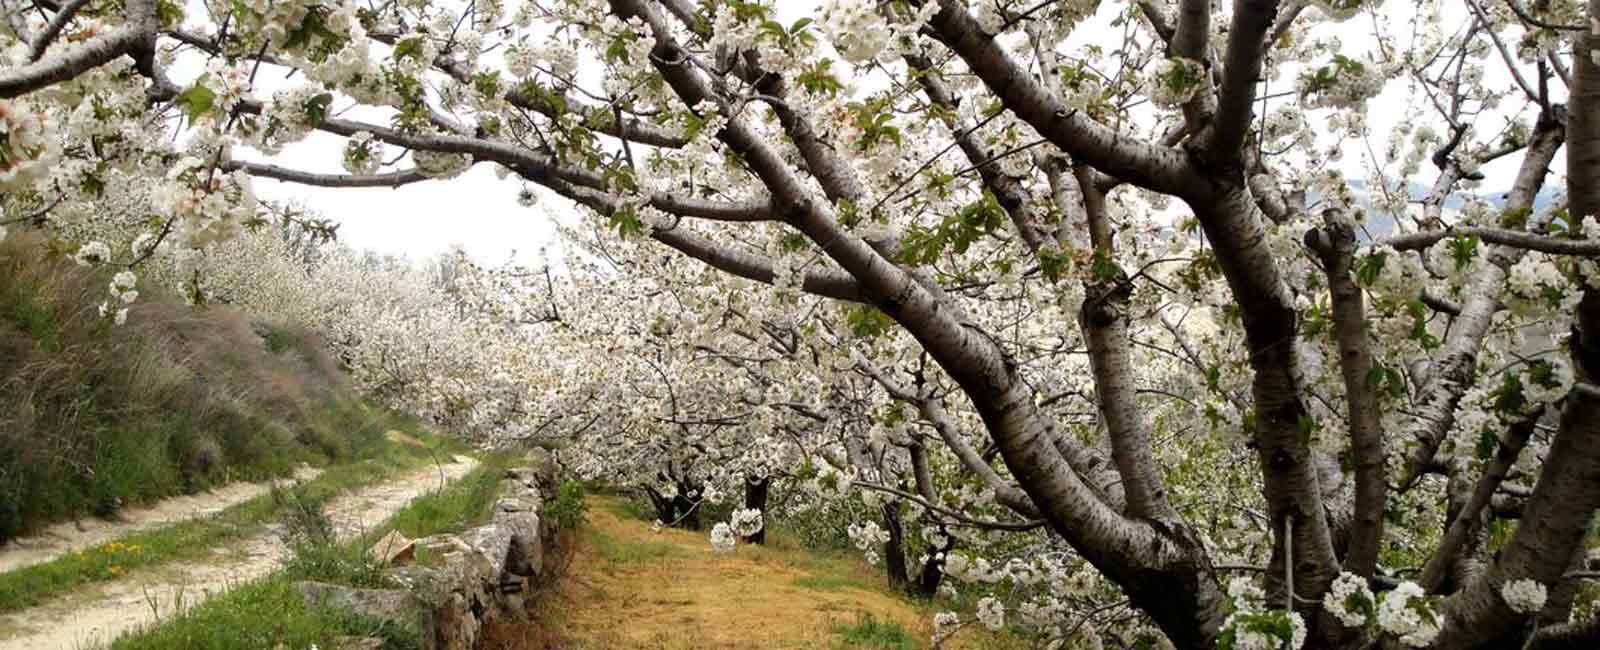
[507,497,1014,650]
[0,466,323,574]
[0,456,479,650]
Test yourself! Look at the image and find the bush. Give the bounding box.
[279,487,390,589]
[547,481,589,530]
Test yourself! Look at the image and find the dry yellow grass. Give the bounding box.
[521,496,1021,650]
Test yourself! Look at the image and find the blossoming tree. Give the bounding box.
[4,0,1600,647]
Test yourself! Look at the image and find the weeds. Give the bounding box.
[547,481,589,530]
[831,612,920,649]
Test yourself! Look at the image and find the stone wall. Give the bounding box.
[297,456,563,650]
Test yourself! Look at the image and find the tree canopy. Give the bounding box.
[3,0,1600,647]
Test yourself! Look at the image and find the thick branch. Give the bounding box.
[0,25,148,98]
[1395,109,1567,490]
[853,352,1044,519]
[1203,0,1280,170]
[225,160,433,188]
[559,184,866,303]
[1420,416,1536,593]
[1307,210,1386,578]
[924,0,1200,196]
[27,0,91,62]
[1384,227,1600,257]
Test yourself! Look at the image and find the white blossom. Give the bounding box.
[709,522,737,553]
[1501,579,1548,615]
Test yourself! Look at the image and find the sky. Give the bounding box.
[248,130,561,268]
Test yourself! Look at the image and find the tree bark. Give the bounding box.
[881,498,910,591]
[1308,210,1387,580]
[743,476,769,545]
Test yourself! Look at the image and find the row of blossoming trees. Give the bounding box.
[4,0,1600,647]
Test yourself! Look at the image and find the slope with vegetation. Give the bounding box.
[0,230,500,648]
[0,230,427,542]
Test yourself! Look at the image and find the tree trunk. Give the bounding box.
[881,499,910,592]
[743,476,769,545]
[672,485,701,531]
[913,527,955,598]
[645,487,675,525]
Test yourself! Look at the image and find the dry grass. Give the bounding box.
[500,496,1023,650]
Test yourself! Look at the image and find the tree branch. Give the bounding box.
[224,160,433,188]
[1306,209,1386,578]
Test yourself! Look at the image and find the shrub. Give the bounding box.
[547,481,588,530]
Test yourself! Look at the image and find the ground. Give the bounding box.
[503,496,1021,650]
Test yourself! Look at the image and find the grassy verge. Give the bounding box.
[108,453,519,650]
[0,427,469,614]
[101,575,418,650]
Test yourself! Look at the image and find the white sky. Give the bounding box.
[249,131,558,267]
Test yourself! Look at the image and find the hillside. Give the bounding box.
[0,230,418,542]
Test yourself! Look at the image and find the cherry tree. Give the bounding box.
[4,0,1600,647]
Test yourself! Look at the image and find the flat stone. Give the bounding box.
[334,636,384,650]
[369,529,415,566]
[296,581,417,622]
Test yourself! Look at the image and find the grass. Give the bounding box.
[794,574,871,593]
[111,451,524,650]
[105,571,420,650]
[0,231,417,542]
[107,453,521,650]
[589,526,684,566]
[0,428,467,614]
[832,612,920,649]
[528,496,1026,650]
[375,451,517,540]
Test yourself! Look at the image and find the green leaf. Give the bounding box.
[303,93,334,126]
[1354,251,1386,287]
[778,232,809,252]
[1090,249,1120,282]
[1038,247,1071,283]
[846,304,895,338]
[1447,235,1479,270]
[174,81,217,124]
[608,205,644,239]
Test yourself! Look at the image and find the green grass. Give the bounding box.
[0,429,466,614]
[106,574,420,650]
[375,452,516,540]
[588,526,683,565]
[110,452,523,649]
[831,612,919,649]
